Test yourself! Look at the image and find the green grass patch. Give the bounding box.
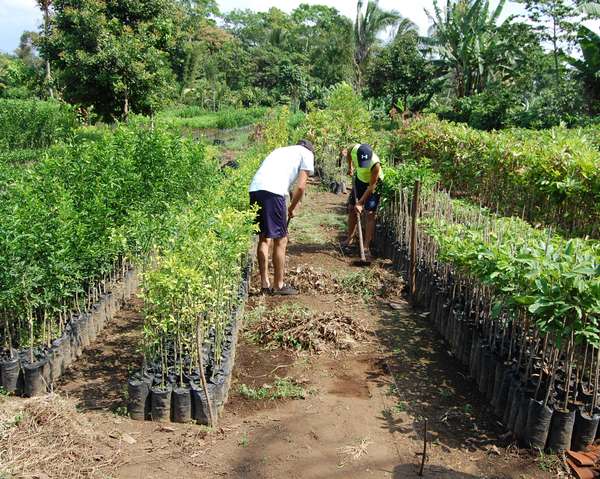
[290,209,345,244]
[338,269,381,302]
[156,106,267,130]
[238,377,307,401]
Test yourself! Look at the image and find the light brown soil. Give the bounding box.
[2,186,566,479]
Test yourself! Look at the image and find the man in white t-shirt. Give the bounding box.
[249,140,315,295]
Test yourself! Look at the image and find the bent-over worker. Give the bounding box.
[342,143,384,258]
[249,140,315,296]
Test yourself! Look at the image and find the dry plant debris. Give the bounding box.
[287,265,343,294]
[248,304,370,353]
[288,264,404,301]
[338,437,373,465]
[0,394,118,479]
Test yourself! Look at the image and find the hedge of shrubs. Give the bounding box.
[388,116,600,238]
[0,99,78,150]
[375,167,600,451]
[131,108,293,423]
[0,125,214,390]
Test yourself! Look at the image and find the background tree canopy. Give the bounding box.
[3,0,598,127]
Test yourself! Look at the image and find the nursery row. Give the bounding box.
[387,116,600,238]
[0,99,78,151]
[374,171,599,451]
[0,125,216,390]
[1,262,138,396]
[128,108,294,424]
[293,88,599,450]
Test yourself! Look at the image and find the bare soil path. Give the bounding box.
[2,182,563,479]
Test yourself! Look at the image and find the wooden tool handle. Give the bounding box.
[353,177,367,263]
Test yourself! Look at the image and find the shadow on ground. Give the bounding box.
[57,300,144,412]
[368,268,504,452]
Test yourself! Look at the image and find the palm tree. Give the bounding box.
[394,17,419,41]
[425,0,507,97]
[579,1,600,17]
[353,0,402,88]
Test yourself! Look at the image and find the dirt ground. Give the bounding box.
[1,184,568,479]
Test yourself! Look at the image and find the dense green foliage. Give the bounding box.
[301,83,373,184]
[366,33,442,112]
[42,0,179,119]
[3,0,597,128]
[0,99,77,150]
[423,0,597,129]
[388,116,600,237]
[424,209,600,346]
[0,125,214,351]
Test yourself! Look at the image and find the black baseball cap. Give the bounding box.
[357,144,373,167]
[298,139,314,154]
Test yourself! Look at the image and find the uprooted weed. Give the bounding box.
[0,394,117,479]
[247,303,370,353]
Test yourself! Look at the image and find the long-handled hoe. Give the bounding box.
[352,177,372,268]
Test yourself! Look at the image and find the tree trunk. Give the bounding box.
[552,9,560,89]
[124,89,129,122]
[41,1,54,98]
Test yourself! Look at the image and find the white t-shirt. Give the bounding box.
[249,145,314,197]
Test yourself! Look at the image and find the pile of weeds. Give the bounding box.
[247,304,369,353]
[288,265,343,294]
[338,268,404,302]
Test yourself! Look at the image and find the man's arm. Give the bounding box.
[288,170,309,218]
[355,163,381,213]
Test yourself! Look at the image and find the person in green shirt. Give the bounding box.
[341,143,384,257]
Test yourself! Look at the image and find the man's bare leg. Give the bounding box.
[257,235,271,289]
[273,236,288,289]
[346,206,357,245]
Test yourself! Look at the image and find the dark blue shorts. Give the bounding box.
[249,190,287,239]
[349,178,380,212]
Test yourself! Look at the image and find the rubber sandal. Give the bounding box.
[272,284,299,296]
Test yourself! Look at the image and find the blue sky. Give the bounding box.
[0,0,530,53]
[2,0,597,54]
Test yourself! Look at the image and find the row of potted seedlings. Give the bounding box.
[127,249,254,425]
[373,182,600,452]
[0,260,137,396]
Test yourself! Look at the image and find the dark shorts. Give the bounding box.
[349,178,380,212]
[249,190,287,239]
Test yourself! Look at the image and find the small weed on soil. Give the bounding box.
[338,268,404,302]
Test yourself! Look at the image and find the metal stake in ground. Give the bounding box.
[410,181,421,298]
[418,418,428,476]
[196,319,216,427]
